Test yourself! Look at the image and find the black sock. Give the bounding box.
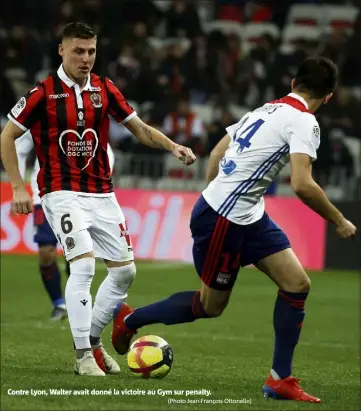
[125,291,209,330]
[272,290,308,379]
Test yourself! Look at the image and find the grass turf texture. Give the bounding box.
[1,254,359,410]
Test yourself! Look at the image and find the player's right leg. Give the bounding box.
[112,195,243,354]
[41,193,105,376]
[241,215,319,402]
[33,204,67,320]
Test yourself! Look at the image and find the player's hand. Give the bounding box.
[12,186,33,214]
[335,218,356,239]
[171,144,196,166]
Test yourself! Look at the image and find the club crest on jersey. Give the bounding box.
[65,237,75,251]
[220,158,237,175]
[90,92,102,108]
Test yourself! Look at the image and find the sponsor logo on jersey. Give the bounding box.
[11,97,26,118]
[59,128,99,170]
[89,86,102,92]
[220,158,237,175]
[49,93,70,99]
[216,272,231,284]
[312,125,320,147]
[90,92,102,108]
[312,125,320,139]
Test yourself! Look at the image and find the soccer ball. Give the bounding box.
[127,335,173,378]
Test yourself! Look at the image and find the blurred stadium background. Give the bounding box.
[1,0,360,197]
[1,0,360,269]
[0,2,360,410]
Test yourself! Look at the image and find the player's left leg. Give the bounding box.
[88,196,137,373]
[242,213,320,402]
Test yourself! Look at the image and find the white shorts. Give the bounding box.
[41,191,134,262]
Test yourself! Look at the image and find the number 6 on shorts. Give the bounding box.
[61,213,73,234]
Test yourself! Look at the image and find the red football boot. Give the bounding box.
[112,303,136,355]
[262,374,322,403]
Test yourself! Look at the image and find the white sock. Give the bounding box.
[90,263,136,338]
[271,369,281,380]
[65,257,95,349]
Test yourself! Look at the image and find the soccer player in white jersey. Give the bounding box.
[15,131,115,320]
[113,57,356,402]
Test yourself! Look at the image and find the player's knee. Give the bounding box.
[286,274,311,293]
[108,262,136,291]
[68,256,96,282]
[298,275,311,292]
[38,245,57,266]
[201,298,228,318]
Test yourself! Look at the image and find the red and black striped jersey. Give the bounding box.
[8,65,136,197]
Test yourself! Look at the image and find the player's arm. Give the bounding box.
[206,134,231,184]
[125,116,196,165]
[15,131,34,179]
[105,78,195,165]
[290,153,356,238]
[0,121,33,213]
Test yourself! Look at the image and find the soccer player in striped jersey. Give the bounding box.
[112,57,356,401]
[15,130,115,321]
[1,22,196,376]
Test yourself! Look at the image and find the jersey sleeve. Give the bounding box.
[105,78,137,124]
[7,85,45,132]
[287,113,320,160]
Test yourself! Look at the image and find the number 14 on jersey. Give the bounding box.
[235,119,265,153]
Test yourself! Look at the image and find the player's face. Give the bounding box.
[59,37,97,82]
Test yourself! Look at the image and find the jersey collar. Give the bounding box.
[287,93,309,109]
[57,64,91,91]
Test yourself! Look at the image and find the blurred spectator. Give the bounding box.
[328,129,355,187]
[165,0,201,38]
[245,1,272,23]
[321,28,349,66]
[184,33,215,103]
[319,88,361,139]
[207,109,236,152]
[156,42,189,99]
[218,33,254,105]
[163,98,206,156]
[109,44,159,103]
[0,0,360,195]
[6,26,43,83]
[216,1,245,22]
[0,73,17,117]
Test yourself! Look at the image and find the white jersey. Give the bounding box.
[15,131,115,205]
[202,93,320,225]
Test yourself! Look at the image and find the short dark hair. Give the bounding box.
[294,57,338,98]
[61,22,96,41]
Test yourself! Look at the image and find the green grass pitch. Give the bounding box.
[1,254,359,410]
